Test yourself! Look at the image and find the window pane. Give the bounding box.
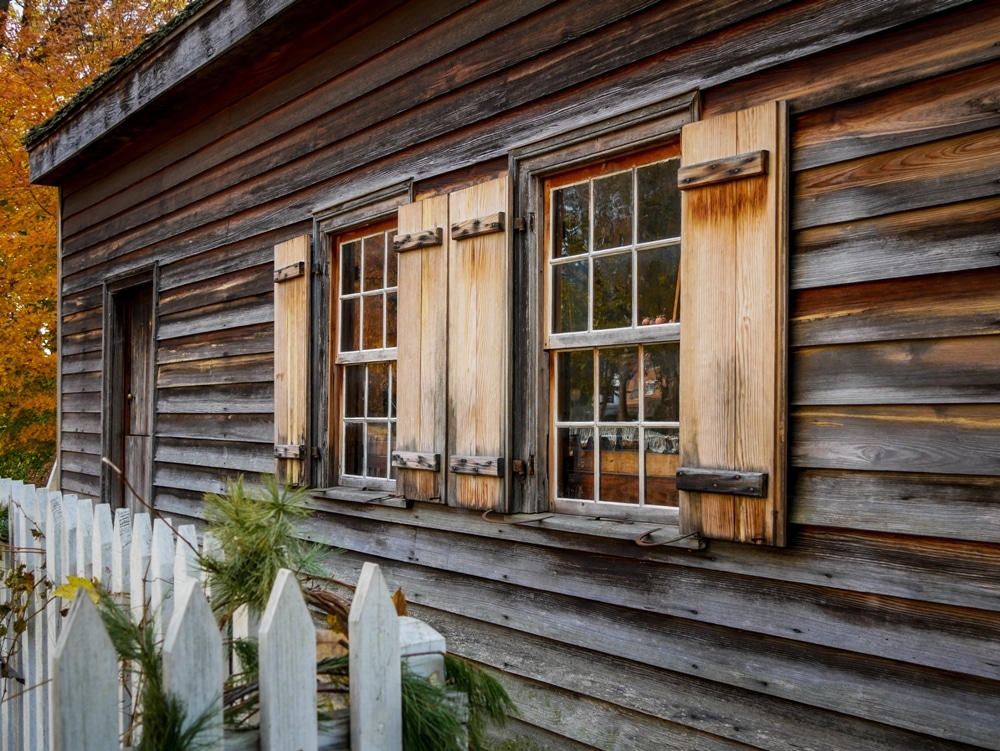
[552,259,588,333]
[552,184,589,258]
[340,298,359,352]
[344,364,364,418]
[593,171,633,250]
[643,343,679,422]
[368,361,389,418]
[386,233,398,287]
[362,295,383,350]
[386,291,397,348]
[557,350,594,422]
[362,233,385,292]
[343,422,364,476]
[593,253,632,330]
[389,363,396,418]
[341,241,360,295]
[367,423,389,479]
[599,427,639,503]
[557,426,593,500]
[598,346,638,422]
[637,244,680,325]
[637,159,680,243]
[645,428,679,506]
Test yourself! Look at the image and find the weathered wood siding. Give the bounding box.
[46,0,1000,748]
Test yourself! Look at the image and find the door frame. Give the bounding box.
[102,266,158,512]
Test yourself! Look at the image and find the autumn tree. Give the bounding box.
[0,0,187,483]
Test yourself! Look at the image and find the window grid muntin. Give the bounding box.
[547,153,681,509]
[335,226,398,485]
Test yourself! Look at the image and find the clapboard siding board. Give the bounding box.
[793,58,1000,171]
[435,610,982,751]
[157,293,273,341]
[157,353,273,388]
[156,383,273,414]
[792,335,1000,405]
[309,496,1000,613]
[155,437,274,473]
[321,550,1000,749]
[156,324,275,365]
[303,513,1000,684]
[157,264,272,316]
[57,0,968,266]
[791,266,1000,347]
[792,405,1000,476]
[155,413,274,443]
[791,195,1000,289]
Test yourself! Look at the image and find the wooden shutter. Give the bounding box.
[677,101,789,546]
[274,235,311,486]
[394,195,448,501]
[446,176,509,510]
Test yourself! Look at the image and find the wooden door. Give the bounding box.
[122,285,154,515]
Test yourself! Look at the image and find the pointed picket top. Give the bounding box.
[129,512,153,622]
[174,524,199,592]
[150,517,176,640]
[260,568,318,751]
[50,592,118,751]
[91,504,114,590]
[199,530,221,591]
[349,562,402,751]
[75,496,95,581]
[112,507,133,597]
[59,493,79,581]
[163,579,224,750]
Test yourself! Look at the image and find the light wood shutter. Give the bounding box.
[446,176,509,510]
[678,101,789,546]
[394,195,448,501]
[274,234,311,486]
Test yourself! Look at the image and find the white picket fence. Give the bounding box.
[0,478,445,751]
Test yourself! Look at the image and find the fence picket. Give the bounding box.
[163,580,224,751]
[111,508,131,598]
[92,504,114,591]
[349,562,402,751]
[129,513,152,623]
[174,524,198,593]
[58,494,78,583]
[30,491,49,751]
[260,569,318,751]
[75,497,94,582]
[50,593,118,751]
[149,518,175,641]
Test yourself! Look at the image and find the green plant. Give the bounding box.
[198,475,325,622]
[445,654,516,751]
[0,501,8,544]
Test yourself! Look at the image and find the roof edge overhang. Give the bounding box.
[26,0,307,186]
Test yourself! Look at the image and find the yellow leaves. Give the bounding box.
[53,576,99,604]
[392,587,408,617]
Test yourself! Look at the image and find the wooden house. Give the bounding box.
[26,0,1000,748]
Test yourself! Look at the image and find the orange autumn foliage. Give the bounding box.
[0,0,187,483]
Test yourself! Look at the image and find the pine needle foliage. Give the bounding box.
[95,591,218,751]
[402,666,464,751]
[198,475,325,621]
[445,654,516,751]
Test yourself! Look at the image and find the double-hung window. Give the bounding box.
[545,144,683,518]
[334,221,398,489]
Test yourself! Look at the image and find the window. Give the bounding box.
[334,221,398,489]
[545,145,683,517]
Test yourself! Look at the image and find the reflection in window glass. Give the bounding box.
[593,253,632,330]
[637,160,681,243]
[337,226,398,484]
[637,244,680,325]
[552,259,588,334]
[552,184,589,258]
[593,171,633,250]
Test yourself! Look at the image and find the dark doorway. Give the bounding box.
[104,280,155,516]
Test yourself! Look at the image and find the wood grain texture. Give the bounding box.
[390,451,439,471]
[322,549,1000,748]
[156,413,273,443]
[795,126,1000,230]
[792,196,1000,289]
[157,353,273,389]
[792,404,1000,476]
[791,266,1000,347]
[793,470,1000,544]
[679,101,787,545]
[273,235,311,485]
[447,176,509,511]
[677,149,767,188]
[155,437,274,473]
[792,336,1000,405]
[794,58,1000,171]
[395,194,449,502]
